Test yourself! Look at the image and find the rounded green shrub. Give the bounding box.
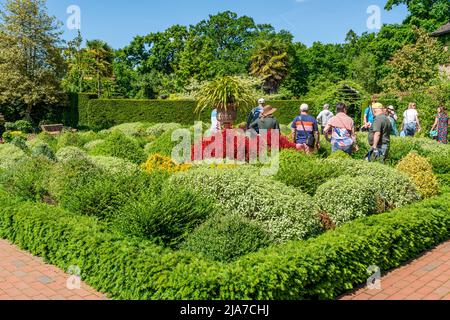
[31,142,56,161]
[84,139,104,151]
[396,152,440,199]
[323,158,421,208]
[114,183,218,248]
[88,131,146,164]
[182,214,271,262]
[314,175,379,226]
[275,150,338,196]
[56,131,99,150]
[0,144,29,170]
[328,150,351,159]
[55,147,88,163]
[109,122,149,137]
[10,136,29,152]
[144,130,178,157]
[0,156,53,201]
[89,156,141,175]
[171,166,322,243]
[14,120,33,133]
[146,123,182,138]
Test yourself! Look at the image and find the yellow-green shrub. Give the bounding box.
[396,152,440,199]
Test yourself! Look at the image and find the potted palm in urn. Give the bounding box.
[196,76,256,128]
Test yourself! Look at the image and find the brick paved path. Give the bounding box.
[0,240,107,300]
[341,241,450,300]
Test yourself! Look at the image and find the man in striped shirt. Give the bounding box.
[291,104,320,153]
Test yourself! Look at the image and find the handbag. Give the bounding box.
[430,130,438,138]
[298,115,316,148]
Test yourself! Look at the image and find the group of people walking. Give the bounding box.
[210,97,449,163]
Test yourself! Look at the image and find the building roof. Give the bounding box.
[431,22,450,37]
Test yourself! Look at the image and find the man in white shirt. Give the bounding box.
[402,103,421,137]
[317,104,334,134]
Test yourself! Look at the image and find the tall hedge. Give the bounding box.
[68,94,314,129]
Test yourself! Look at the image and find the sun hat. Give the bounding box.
[258,98,266,104]
[300,103,309,112]
[372,102,384,109]
[387,105,395,111]
[262,105,277,117]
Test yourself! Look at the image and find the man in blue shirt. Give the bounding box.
[291,104,320,153]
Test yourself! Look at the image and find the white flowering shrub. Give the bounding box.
[108,122,149,137]
[146,123,182,138]
[0,144,29,170]
[171,166,322,243]
[84,139,105,151]
[315,175,379,226]
[56,147,88,163]
[323,158,420,208]
[89,156,141,175]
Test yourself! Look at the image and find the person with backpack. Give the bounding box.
[362,96,377,131]
[367,103,392,164]
[291,103,320,154]
[246,98,266,133]
[387,106,399,137]
[323,103,358,155]
[402,103,422,137]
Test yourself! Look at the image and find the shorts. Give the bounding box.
[296,143,314,154]
[404,122,417,137]
[332,144,353,155]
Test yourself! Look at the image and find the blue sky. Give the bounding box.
[43,0,409,48]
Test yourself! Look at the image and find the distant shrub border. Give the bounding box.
[0,188,449,300]
[67,93,315,129]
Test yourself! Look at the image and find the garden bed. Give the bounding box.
[0,122,449,300]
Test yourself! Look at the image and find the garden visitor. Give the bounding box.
[249,105,280,132]
[367,103,392,164]
[316,104,334,134]
[362,96,377,131]
[323,103,357,155]
[387,106,399,136]
[402,103,421,137]
[430,106,449,144]
[246,98,266,133]
[210,108,221,133]
[291,103,320,154]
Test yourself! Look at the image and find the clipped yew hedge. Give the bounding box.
[67,94,313,129]
[0,188,449,300]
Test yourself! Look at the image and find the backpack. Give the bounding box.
[246,107,263,131]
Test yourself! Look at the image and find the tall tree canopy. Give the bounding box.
[0,0,65,119]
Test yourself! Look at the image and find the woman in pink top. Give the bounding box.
[324,103,358,155]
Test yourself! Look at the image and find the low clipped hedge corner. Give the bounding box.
[0,188,449,300]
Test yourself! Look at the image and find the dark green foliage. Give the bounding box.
[55,168,165,220]
[0,189,449,300]
[0,157,53,201]
[10,136,28,152]
[182,214,271,262]
[14,120,33,133]
[114,183,218,248]
[88,131,146,164]
[275,150,338,195]
[31,143,56,161]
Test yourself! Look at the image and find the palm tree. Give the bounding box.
[250,38,289,94]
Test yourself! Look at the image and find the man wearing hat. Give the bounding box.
[249,105,280,132]
[367,103,392,163]
[246,98,266,133]
[291,103,320,154]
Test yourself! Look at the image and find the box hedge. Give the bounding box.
[0,189,449,300]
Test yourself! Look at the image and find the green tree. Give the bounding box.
[84,40,114,97]
[62,30,84,93]
[249,38,289,94]
[385,0,450,31]
[382,27,448,93]
[0,0,65,120]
